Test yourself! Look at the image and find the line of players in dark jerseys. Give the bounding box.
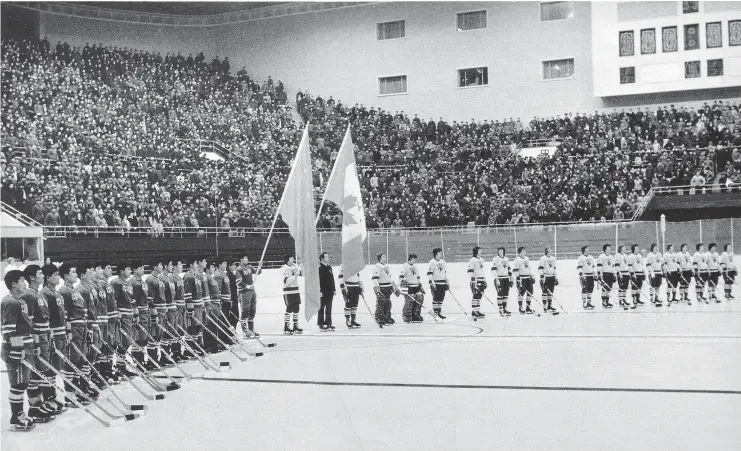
[1,255,260,431]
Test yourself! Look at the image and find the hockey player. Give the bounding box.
[76,263,101,394]
[156,259,176,364]
[88,264,109,388]
[427,248,450,319]
[183,260,204,357]
[646,244,664,306]
[693,243,709,303]
[111,262,137,377]
[282,255,304,334]
[204,261,224,353]
[596,244,615,309]
[577,246,596,310]
[129,261,152,370]
[706,243,721,303]
[513,246,535,314]
[628,244,646,306]
[236,255,260,338]
[677,244,693,304]
[400,253,425,323]
[145,261,167,367]
[198,258,211,349]
[373,253,400,326]
[538,246,558,314]
[95,262,120,382]
[58,263,91,407]
[167,260,186,361]
[20,265,57,422]
[467,247,487,318]
[721,244,736,300]
[615,245,634,309]
[214,257,234,342]
[490,247,512,316]
[41,264,68,413]
[2,270,36,430]
[339,269,363,328]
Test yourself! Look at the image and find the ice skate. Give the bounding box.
[525,304,534,314]
[45,399,67,415]
[283,324,294,335]
[65,392,90,408]
[435,309,446,320]
[327,325,336,331]
[9,412,35,431]
[28,405,55,423]
[350,319,361,328]
[585,302,595,310]
[292,323,303,334]
[501,304,512,316]
[385,317,395,326]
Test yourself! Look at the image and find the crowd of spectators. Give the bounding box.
[2,37,741,232]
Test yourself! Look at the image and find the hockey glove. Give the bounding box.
[375,292,386,303]
[429,282,436,292]
[34,346,40,356]
[469,280,477,294]
[86,329,93,342]
[539,277,545,291]
[133,315,140,325]
[482,281,488,290]
[554,278,559,286]
[9,336,24,363]
[394,286,402,297]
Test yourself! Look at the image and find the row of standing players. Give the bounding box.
[344,243,737,328]
[0,255,264,431]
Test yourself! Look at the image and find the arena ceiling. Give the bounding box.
[68,2,287,16]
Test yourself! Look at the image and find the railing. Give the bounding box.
[1,201,42,227]
[651,184,741,196]
[176,138,232,160]
[523,138,562,148]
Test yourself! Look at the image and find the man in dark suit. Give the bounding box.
[318,252,336,331]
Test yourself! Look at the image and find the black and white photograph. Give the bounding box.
[1,1,740,450]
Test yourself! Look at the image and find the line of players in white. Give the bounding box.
[346,242,737,324]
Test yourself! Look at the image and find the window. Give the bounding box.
[685,61,701,79]
[620,67,635,84]
[540,2,574,21]
[707,59,724,76]
[542,58,575,80]
[458,67,488,87]
[378,75,407,96]
[377,20,405,40]
[682,1,699,14]
[457,10,487,31]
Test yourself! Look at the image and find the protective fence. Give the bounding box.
[318,218,739,264]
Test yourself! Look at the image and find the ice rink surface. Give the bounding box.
[2,260,740,451]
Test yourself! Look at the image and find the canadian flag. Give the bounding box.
[321,125,367,277]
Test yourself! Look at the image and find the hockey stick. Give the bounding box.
[544,288,565,314]
[70,343,147,412]
[192,316,247,362]
[446,289,468,317]
[359,293,376,318]
[209,311,254,350]
[128,327,182,387]
[39,354,136,422]
[117,330,180,391]
[225,311,276,348]
[24,361,121,428]
[91,343,164,401]
[596,278,626,309]
[137,324,198,380]
[206,313,263,357]
[158,323,222,373]
[98,333,173,392]
[628,277,652,306]
[402,292,440,322]
[175,324,230,370]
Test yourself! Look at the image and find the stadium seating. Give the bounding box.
[2,37,740,231]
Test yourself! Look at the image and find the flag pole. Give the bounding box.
[257,124,309,271]
[315,124,351,226]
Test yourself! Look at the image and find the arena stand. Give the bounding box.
[2,37,741,240]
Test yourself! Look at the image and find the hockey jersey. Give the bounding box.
[467,257,486,281]
[646,252,663,274]
[41,286,66,338]
[720,251,736,271]
[129,275,149,309]
[77,282,98,327]
[372,263,393,288]
[427,259,449,286]
[111,276,134,316]
[678,251,692,271]
[213,270,231,304]
[60,283,88,326]
[399,262,421,287]
[282,264,302,295]
[1,293,32,345]
[491,256,512,278]
[538,255,557,277]
[693,251,708,271]
[615,253,630,274]
[338,271,362,289]
[629,253,645,274]
[97,277,117,317]
[169,273,184,309]
[513,256,533,278]
[597,253,616,275]
[20,286,50,337]
[577,254,596,276]
[706,251,720,272]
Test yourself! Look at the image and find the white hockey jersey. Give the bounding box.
[513,256,533,278]
[597,253,616,275]
[467,257,486,281]
[427,259,449,286]
[399,262,421,287]
[372,263,393,287]
[491,256,512,278]
[693,251,708,271]
[720,252,736,271]
[577,254,596,276]
[538,255,557,277]
[282,264,302,295]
